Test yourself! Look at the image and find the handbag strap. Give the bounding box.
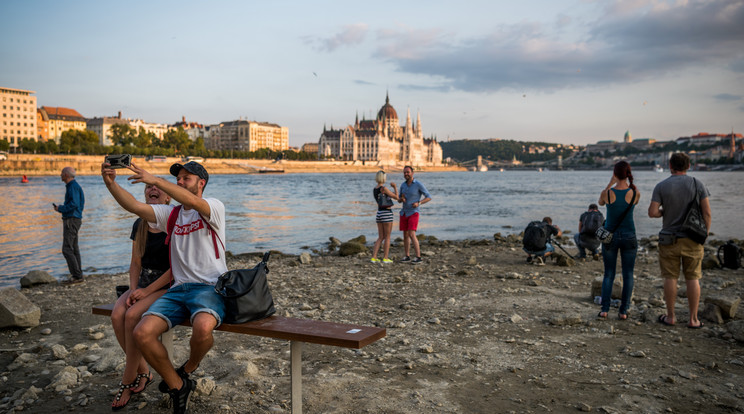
[608,187,636,233]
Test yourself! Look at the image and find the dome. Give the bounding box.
[377,94,398,120]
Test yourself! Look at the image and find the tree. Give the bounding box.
[19,138,39,153]
[0,139,10,151]
[162,127,191,154]
[110,124,137,146]
[59,129,100,154]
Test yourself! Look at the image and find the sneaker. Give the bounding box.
[526,256,533,264]
[400,256,411,263]
[370,258,380,263]
[534,256,545,266]
[60,277,84,285]
[159,363,192,393]
[168,377,195,414]
[382,258,393,263]
[411,257,423,264]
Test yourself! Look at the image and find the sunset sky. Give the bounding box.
[2,0,742,147]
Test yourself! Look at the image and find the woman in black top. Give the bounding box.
[110,184,172,410]
[371,170,399,263]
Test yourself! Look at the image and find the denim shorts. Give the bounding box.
[523,242,555,257]
[143,283,226,330]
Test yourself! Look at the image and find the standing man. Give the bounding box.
[398,165,432,264]
[102,160,226,414]
[54,166,85,285]
[648,153,711,329]
[574,203,603,261]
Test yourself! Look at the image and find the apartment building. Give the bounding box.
[1,87,38,149]
[86,112,130,146]
[207,120,289,152]
[38,106,87,144]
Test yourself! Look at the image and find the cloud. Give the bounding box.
[308,23,368,52]
[714,93,742,101]
[372,0,744,93]
[353,79,376,86]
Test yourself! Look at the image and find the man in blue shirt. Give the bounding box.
[54,166,85,284]
[398,166,432,264]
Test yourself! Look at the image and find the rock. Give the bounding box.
[549,313,582,326]
[445,298,456,306]
[701,254,720,270]
[51,344,69,360]
[419,345,434,354]
[555,254,575,267]
[40,328,52,335]
[338,242,367,256]
[427,317,441,325]
[726,320,744,342]
[299,252,312,264]
[591,277,621,300]
[19,270,56,288]
[578,402,592,412]
[328,237,341,247]
[240,361,260,378]
[299,303,313,311]
[700,303,724,324]
[510,314,524,323]
[46,366,79,391]
[0,287,41,328]
[196,377,216,395]
[346,235,366,245]
[704,295,740,319]
[467,256,477,265]
[629,351,646,358]
[89,332,105,340]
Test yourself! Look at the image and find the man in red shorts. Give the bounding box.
[398,166,432,264]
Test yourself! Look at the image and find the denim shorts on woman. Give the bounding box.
[143,283,226,330]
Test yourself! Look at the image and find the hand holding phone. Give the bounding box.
[105,154,132,169]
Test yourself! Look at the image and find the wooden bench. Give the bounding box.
[93,303,385,414]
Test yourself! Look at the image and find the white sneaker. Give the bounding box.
[534,256,545,266]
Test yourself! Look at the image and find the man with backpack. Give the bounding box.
[102,160,227,414]
[523,217,562,265]
[574,204,604,261]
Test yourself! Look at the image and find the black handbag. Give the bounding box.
[214,252,276,324]
[679,178,708,245]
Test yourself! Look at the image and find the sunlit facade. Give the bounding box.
[39,106,87,144]
[318,93,443,166]
[207,120,289,152]
[1,87,37,149]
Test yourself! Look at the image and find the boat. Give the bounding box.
[258,168,284,174]
[21,175,28,183]
[654,165,663,173]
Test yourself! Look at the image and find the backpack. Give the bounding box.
[523,221,548,252]
[717,241,742,270]
[581,211,603,236]
[375,188,394,208]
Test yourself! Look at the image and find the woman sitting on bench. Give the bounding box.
[110,184,172,411]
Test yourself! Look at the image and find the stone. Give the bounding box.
[726,320,744,342]
[445,298,456,306]
[240,361,260,378]
[467,256,477,265]
[338,242,366,256]
[510,314,524,324]
[328,237,341,247]
[700,303,724,324]
[89,332,105,340]
[555,254,575,267]
[0,287,41,328]
[419,345,434,354]
[40,328,52,335]
[299,252,312,264]
[704,295,740,319]
[51,344,69,360]
[591,277,621,300]
[196,377,216,395]
[19,270,56,288]
[46,366,79,391]
[701,254,720,270]
[549,313,582,326]
[346,235,366,245]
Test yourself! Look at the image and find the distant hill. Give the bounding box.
[440,139,576,163]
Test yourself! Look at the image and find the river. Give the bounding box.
[1,170,741,289]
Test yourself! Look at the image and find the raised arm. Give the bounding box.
[102,163,156,222]
[126,162,212,219]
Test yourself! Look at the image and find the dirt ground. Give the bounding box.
[1,235,743,413]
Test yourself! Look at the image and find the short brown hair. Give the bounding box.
[669,153,690,172]
[542,217,553,225]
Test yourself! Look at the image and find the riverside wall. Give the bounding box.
[0,154,464,176]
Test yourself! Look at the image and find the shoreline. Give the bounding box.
[1,235,743,413]
[0,153,465,176]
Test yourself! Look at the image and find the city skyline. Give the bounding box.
[2,0,743,147]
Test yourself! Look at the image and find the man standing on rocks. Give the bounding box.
[398,166,432,264]
[648,152,711,329]
[102,160,227,414]
[54,166,85,285]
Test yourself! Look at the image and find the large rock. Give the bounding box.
[701,254,720,270]
[555,254,575,267]
[347,235,366,245]
[20,270,57,288]
[727,320,744,342]
[700,303,724,324]
[0,287,41,328]
[339,242,367,257]
[299,252,312,264]
[591,277,621,299]
[704,295,740,319]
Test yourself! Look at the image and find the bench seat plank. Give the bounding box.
[93,304,385,349]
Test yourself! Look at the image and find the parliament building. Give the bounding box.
[318,94,442,166]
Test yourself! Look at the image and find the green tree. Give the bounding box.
[162,127,192,154]
[110,124,137,146]
[60,129,99,151]
[19,138,39,153]
[134,127,157,148]
[0,139,11,151]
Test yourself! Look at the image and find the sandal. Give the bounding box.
[132,371,154,394]
[111,381,135,411]
[597,311,608,319]
[658,314,675,326]
[618,313,628,320]
[687,321,704,329]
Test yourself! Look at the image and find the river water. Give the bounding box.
[1,170,741,289]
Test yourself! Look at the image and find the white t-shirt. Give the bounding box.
[151,198,227,286]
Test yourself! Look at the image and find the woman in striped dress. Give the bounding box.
[371,170,399,263]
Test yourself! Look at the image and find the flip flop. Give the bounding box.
[687,321,704,329]
[597,311,608,319]
[658,315,675,326]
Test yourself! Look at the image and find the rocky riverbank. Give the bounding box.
[1,235,743,413]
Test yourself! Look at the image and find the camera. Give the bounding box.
[105,154,132,169]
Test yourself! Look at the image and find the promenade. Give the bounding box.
[0,154,463,176]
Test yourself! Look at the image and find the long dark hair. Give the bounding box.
[613,161,636,191]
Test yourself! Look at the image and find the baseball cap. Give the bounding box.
[170,161,209,187]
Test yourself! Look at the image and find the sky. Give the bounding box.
[2,0,743,147]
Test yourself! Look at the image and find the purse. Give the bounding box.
[679,178,708,245]
[214,252,276,324]
[595,188,636,244]
[377,189,394,208]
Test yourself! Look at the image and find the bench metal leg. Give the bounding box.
[160,329,175,364]
[291,341,303,414]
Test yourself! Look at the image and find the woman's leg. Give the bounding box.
[372,222,384,259]
[382,222,393,259]
[111,291,131,352]
[600,240,619,314]
[618,236,638,315]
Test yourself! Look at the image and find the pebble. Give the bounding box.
[419,345,434,354]
[427,318,441,325]
[88,332,104,340]
[40,328,52,335]
[578,403,592,412]
[629,351,646,358]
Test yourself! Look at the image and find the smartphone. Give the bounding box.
[105,154,132,169]
[52,203,57,208]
